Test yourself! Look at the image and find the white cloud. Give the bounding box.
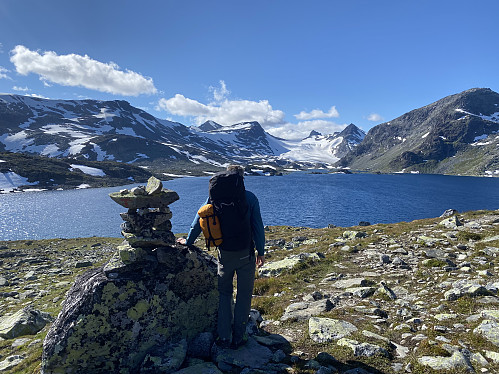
[209,80,230,102]
[10,45,158,96]
[294,106,339,120]
[0,66,10,80]
[0,43,3,53]
[367,113,384,122]
[13,85,30,92]
[157,94,285,127]
[266,120,347,140]
[157,82,348,140]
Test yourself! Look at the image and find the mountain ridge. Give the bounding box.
[0,94,364,171]
[337,87,499,176]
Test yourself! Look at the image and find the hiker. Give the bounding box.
[177,165,265,349]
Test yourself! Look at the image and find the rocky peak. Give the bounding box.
[198,120,223,132]
[305,130,322,139]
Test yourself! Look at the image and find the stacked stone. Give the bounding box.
[108,176,179,264]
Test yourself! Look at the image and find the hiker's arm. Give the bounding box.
[249,193,265,257]
[184,198,209,246]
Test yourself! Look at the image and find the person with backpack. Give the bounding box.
[177,165,265,349]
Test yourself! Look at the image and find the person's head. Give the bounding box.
[227,164,244,176]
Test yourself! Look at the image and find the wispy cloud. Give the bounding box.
[266,120,347,140]
[367,113,384,122]
[9,45,158,96]
[294,106,339,120]
[0,43,3,53]
[12,85,30,92]
[0,66,10,80]
[209,80,230,102]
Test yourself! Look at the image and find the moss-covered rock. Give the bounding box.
[41,244,218,374]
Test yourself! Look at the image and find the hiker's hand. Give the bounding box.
[256,255,265,268]
[176,238,187,245]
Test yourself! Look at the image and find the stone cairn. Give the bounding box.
[41,176,219,374]
[109,176,179,263]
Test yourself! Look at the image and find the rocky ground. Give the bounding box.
[1,210,499,373]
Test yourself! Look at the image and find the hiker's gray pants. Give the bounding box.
[217,249,255,342]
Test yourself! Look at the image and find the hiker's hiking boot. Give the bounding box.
[214,337,231,349]
[231,335,248,349]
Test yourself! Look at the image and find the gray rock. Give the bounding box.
[474,319,499,346]
[342,231,367,240]
[439,216,462,229]
[332,278,370,289]
[0,307,52,339]
[187,332,214,360]
[11,338,31,348]
[172,362,222,374]
[258,253,321,277]
[253,334,292,354]
[440,209,458,218]
[337,338,390,357]
[0,355,24,372]
[418,351,473,372]
[75,261,93,268]
[309,317,358,343]
[281,299,335,322]
[315,351,339,366]
[0,277,8,286]
[140,339,187,373]
[212,337,272,370]
[346,287,376,298]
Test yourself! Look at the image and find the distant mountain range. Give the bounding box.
[0,94,365,170]
[337,88,499,176]
[1,87,498,190]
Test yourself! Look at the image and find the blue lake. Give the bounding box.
[0,172,498,241]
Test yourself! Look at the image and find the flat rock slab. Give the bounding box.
[281,299,335,322]
[212,337,272,370]
[309,317,358,343]
[252,334,292,354]
[332,278,370,289]
[258,253,321,277]
[109,189,179,209]
[418,351,474,372]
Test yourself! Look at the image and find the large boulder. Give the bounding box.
[41,245,218,374]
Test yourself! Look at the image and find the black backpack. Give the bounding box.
[208,171,253,252]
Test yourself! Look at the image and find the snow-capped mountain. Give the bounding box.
[0,94,364,168]
[279,124,366,164]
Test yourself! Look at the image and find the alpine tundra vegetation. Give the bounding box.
[1,209,499,373]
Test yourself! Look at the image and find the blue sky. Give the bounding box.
[0,0,498,139]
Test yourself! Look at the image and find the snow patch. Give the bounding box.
[93,107,117,121]
[422,132,430,139]
[0,172,38,192]
[41,144,61,157]
[70,164,106,177]
[75,184,91,189]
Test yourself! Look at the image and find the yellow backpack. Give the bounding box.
[197,204,223,249]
